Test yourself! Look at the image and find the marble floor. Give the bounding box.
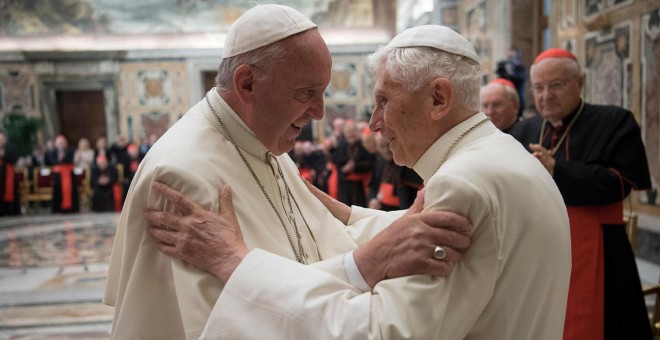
[0,213,118,340]
[0,212,658,339]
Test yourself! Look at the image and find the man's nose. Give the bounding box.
[369,109,382,132]
[307,95,325,120]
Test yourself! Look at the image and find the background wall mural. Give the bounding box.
[0,0,384,36]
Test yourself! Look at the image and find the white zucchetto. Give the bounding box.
[222,4,317,58]
[386,25,480,64]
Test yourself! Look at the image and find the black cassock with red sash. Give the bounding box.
[513,102,653,340]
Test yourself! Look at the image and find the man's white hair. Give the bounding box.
[367,46,481,112]
[480,82,520,104]
[215,28,317,92]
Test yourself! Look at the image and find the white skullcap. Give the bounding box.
[386,25,479,64]
[222,4,317,58]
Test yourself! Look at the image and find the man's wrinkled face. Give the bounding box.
[531,58,583,122]
[375,135,393,161]
[368,67,433,167]
[480,85,519,131]
[251,31,332,156]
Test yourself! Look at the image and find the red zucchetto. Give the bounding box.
[534,48,577,64]
[490,78,516,89]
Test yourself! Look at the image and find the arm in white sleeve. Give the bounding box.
[343,250,371,292]
[200,176,498,339]
[307,208,404,291]
[345,206,405,245]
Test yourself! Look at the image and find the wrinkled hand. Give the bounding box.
[354,192,472,288]
[145,182,247,284]
[529,143,556,175]
[303,178,351,224]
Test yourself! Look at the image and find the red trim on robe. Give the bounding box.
[609,167,639,193]
[378,182,400,207]
[298,168,313,183]
[328,162,338,199]
[113,183,123,212]
[130,160,139,173]
[53,164,75,210]
[4,164,14,202]
[563,201,623,340]
[345,172,371,194]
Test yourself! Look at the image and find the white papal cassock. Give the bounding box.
[105,88,571,339]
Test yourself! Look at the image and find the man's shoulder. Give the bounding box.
[507,116,542,146]
[582,102,629,118]
[584,102,630,114]
[580,103,638,131]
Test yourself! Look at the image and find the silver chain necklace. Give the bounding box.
[205,94,308,264]
[436,117,490,170]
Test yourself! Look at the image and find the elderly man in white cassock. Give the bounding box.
[104,4,474,340]
[145,24,573,339]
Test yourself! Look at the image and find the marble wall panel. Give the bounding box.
[325,62,360,100]
[561,0,577,28]
[640,8,660,206]
[0,66,38,117]
[584,22,631,109]
[465,0,489,61]
[118,62,188,143]
[321,56,374,138]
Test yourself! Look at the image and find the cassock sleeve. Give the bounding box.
[344,205,404,245]
[553,109,651,205]
[199,174,499,340]
[105,163,224,339]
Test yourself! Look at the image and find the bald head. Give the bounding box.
[480,82,519,131]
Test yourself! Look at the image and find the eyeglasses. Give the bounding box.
[532,78,577,94]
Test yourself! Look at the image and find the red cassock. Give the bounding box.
[511,102,653,340]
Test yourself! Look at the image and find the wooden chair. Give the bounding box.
[22,167,54,210]
[73,166,92,212]
[624,211,639,253]
[629,211,660,338]
[16,167,29,213]
[116,163,124,187]
[644,278,660,339]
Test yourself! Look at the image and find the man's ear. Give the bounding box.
[430,78,452,120]
[233,64,257,104]
[576,73,585,91]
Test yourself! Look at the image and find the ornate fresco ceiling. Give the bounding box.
[0,0,395,51]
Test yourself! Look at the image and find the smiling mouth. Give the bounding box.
[291,123,304,131]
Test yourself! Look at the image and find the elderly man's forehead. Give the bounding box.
[481,83,506,96]
[532,58,579,77]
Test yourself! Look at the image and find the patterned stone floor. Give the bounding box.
[0,212,658,339]
[0,213,119,340]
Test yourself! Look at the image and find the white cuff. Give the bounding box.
[343,251,371,293]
